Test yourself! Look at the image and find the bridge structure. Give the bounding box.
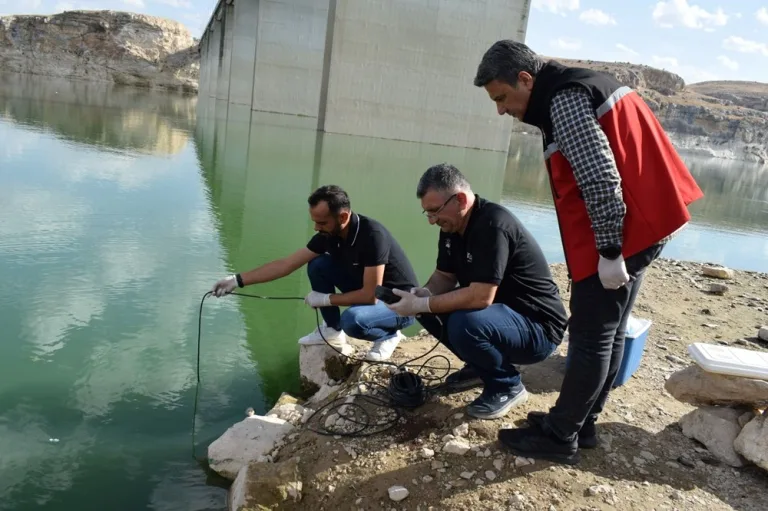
[197,0,531,152]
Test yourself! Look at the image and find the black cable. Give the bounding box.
[192,290,451,459]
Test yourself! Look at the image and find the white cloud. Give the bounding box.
[616,43,639,56]
[651,55,679,69]
[652,0,728,29]
[550,37,582,52]
[123,0,144,7]
[757,7,768,26]
[723,36,768,57]
[154,0,192,7]
[533,0,579,16]
[579,8,617,26]
[716,55,739,70]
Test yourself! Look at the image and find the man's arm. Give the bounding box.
[550,87,626,250]
[329,264,384,306]
[239,247,318,286]
[423,269,458,295]
[426,282,497,313]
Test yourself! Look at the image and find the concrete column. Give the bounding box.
[198,33,211,99]
[206,19,222,99]
[216,3,235,101]
[318,0,531,152]
[250,0,330,117]
[229,0,260,107]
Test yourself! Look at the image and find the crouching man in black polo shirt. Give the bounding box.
[211,185,419,362]
[386,164,568,419]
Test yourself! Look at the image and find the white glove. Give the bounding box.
[598,255,630,290]
[410,287,432,298]
[304,291,332,308]
[386,288,431,316]
[211,275,238,297]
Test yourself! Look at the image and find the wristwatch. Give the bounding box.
[599,245,622,260]
[235,273,245,288]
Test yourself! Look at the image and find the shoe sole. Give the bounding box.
[502,443,582,466]
[526,414,597,450]
[467,388,529,420]
[445,377,483,391]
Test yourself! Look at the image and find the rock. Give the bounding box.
[665,355,687,365]
[485,470,496,481]
[421,447,435,458]
[452,423,469,437]
[273,392,300,407]
[514,456,534,468]
[388,485,409,502]
[493,459,504,471]
[228,457,302,510]
[708,283,729,295]
[703,266,734,279]
[208,416,294,480]
[442,439,471,455]
[587,484,615,497]
[300,343,356,396]
[422,475,433,483]
[640,450,658,461]
[738,411,755,428]
[679,406,748,467]
[0,11,198,93]
[460,471,475,479]
[665,365,768,407]
[734,413,768,471]
[431,460,445,470]
[266,403,306,424]
[759,326,768,342]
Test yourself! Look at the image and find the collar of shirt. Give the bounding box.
[330,212,361,249]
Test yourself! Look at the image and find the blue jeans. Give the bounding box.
[417,304,557,393]
[307,254,414,342]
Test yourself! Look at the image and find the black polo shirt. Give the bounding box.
[436,196,568,344]
[306,213,419,291]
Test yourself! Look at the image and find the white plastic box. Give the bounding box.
[688,342,768,380]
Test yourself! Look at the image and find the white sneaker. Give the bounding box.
[365,331,405,362]
[298,322,348,348]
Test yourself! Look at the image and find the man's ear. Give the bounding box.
[456,192,469,207]
[338,209,351,224]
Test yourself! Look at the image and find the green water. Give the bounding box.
[1,73,767,511]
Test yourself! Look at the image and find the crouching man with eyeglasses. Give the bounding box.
[385,163,568,419]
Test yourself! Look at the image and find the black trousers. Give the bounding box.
[544,243,665,442]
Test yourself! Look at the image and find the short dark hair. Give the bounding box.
[416,163,471,199]
[308,185,351,215]
[474,40,545,87]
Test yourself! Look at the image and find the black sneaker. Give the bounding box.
[444,364,483,390]
[526,411,598,449]
[466,383,528,420]
[498,426,580,465]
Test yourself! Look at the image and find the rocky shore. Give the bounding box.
[207,258,768,510]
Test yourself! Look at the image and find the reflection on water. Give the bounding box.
[1,76,768,511]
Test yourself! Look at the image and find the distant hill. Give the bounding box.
[545,58,768,164]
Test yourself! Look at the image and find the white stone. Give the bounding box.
[734,413,768,471]
[679,406,748,467]
[442,438,471,455]
[759,326,768,342]
[300,342,355,391]
[460,471,475,479]
[388,485,409,502]
[485,470,496,481]
[588,484,615,496]
[514,456,534,468]
[421,447,435,458]
[208,416,294,480]
[452,423,469,437]
[228,457,302,510]
[493,459,504,471]
[702,266,734,279]
[422,475,433,483]
[442,434,455,442]
[265,402,306,424]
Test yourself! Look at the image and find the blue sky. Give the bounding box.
[1,0,767,84]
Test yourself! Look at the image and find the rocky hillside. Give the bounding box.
[553,58,768,164]
[0,10,199,93]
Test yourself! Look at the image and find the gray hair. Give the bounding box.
[416,163,471,199]
[474,40,546,87]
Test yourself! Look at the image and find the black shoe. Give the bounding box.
[498,426,581,465]
[444,364,483,390]
[466,383,528,420]
[526,411,598,449]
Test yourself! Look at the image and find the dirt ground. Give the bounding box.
[273,258,768,510]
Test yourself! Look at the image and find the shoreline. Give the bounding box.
[208,257,768,510]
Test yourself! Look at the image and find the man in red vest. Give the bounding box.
[473,40,703,465]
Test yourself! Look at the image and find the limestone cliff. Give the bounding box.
[0,10,199,93]
[553,58,768,165]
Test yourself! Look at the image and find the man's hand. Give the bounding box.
[305,291,332,308]
[386,288,431,317]
[410,287,432,298]
[598,255,630,289]
[211,275,238,297]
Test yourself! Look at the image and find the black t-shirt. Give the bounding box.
[306,213,419,291]
[436,196,568,344]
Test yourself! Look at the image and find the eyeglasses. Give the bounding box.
[422,194,457,218]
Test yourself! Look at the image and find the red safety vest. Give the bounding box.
[522,62,704,282]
